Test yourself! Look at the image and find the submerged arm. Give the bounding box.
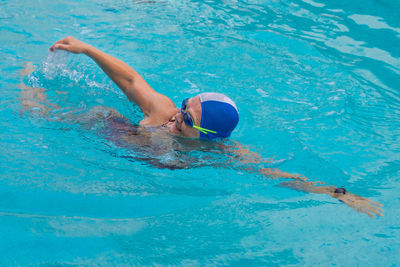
[19,62,60,117]
[277,180,383,218]
[222,141,384,218]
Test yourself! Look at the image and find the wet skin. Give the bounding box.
[43,36,384,218]
[164,96,201,139]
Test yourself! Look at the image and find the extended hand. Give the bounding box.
[334,192,384,218]
[49,36,90,54]
[278,180,384,218]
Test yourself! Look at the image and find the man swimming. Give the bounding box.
[28,36,383,218]
[50,37,239,141]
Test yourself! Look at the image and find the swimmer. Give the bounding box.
[50,37,237,140]
[44,36,384,218]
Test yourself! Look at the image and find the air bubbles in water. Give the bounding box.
[39,50,88,86]
[40,50,71,80]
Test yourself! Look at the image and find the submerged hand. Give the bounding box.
[49,36,90,54]
[334,192,384,219]
[278,180,384,218]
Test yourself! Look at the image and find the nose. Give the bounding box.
[175,112,184,123]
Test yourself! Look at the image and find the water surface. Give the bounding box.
[0,0,399,265]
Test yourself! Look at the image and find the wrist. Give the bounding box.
[83,44,92,56]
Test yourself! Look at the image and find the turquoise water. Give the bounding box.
[1,0,400,265]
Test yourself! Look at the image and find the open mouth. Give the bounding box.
[175,119,182,132]
[166,117,182,133]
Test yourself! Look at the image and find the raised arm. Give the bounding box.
[50,37,177,125]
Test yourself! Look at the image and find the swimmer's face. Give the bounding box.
[166,96,201,138]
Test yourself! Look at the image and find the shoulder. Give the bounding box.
[140,93,178,126]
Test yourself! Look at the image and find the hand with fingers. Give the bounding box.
[278,180,384,218]
[334,192,384,218]
[49,36,90,54]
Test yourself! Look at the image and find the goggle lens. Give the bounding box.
[181,98,193,127]
[180,98,217,135]
[183,112,193,127]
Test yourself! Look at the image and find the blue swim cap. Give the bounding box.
[199,92,239,140]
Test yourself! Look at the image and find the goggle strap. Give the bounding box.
[181,99,217,135]
[193,125,217,134]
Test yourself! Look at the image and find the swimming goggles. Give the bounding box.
[181,98,217,135]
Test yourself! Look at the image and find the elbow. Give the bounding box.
[125,79,137,103]
[124,75,143,104]
[125,73,137,87]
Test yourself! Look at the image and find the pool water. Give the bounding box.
[1,0,400,265]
